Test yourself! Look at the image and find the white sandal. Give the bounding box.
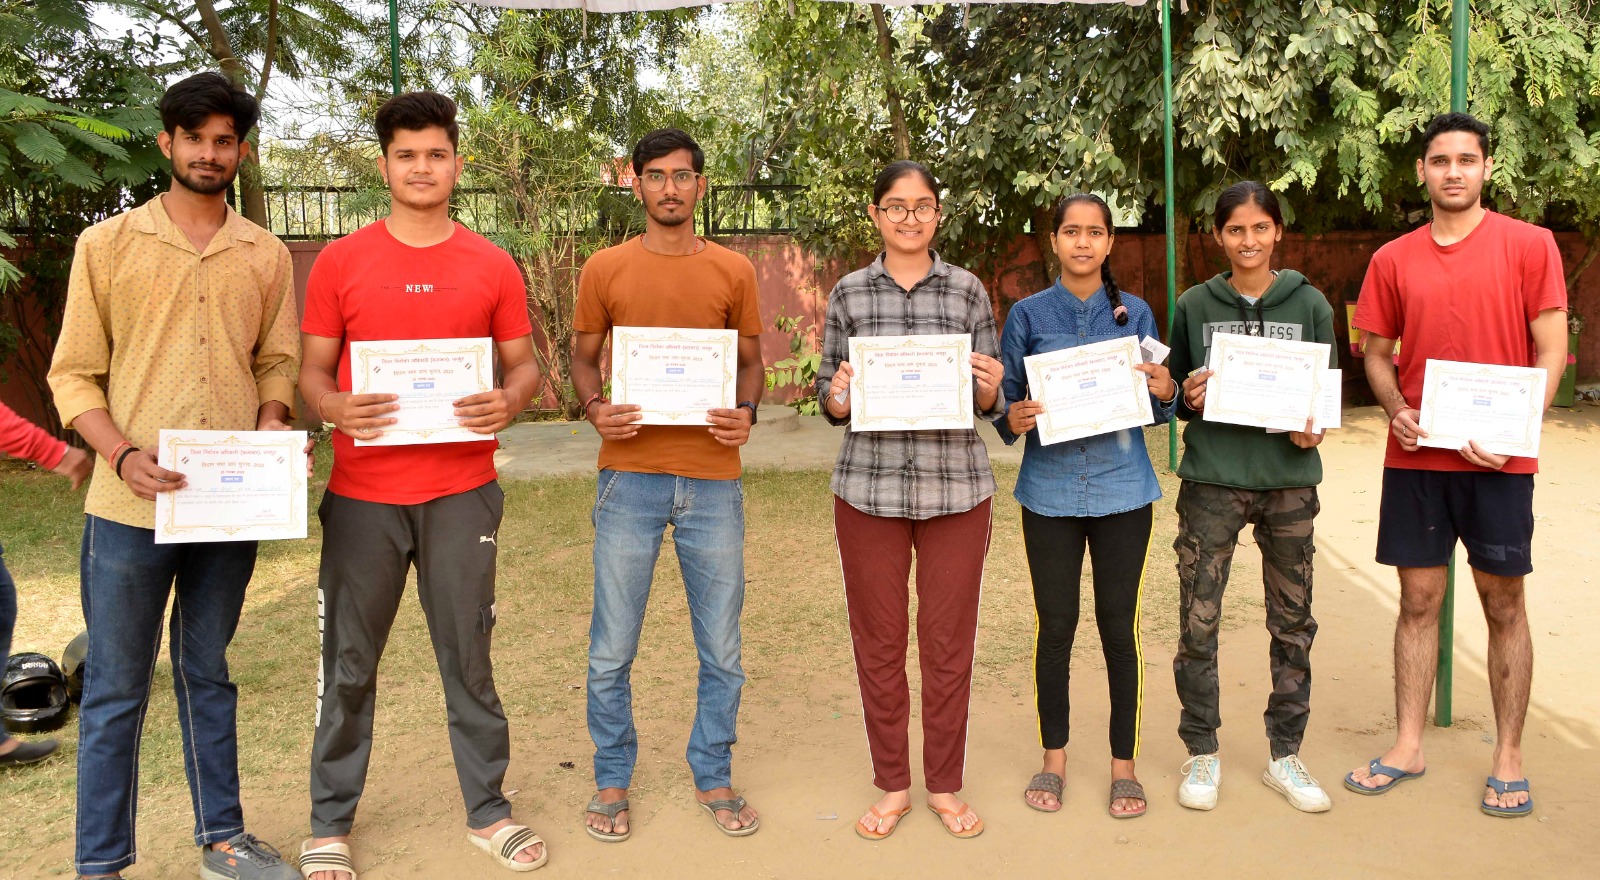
[467,824,548,872]
[298,839,357,880]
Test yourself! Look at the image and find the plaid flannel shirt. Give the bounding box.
[815,251,1003,520]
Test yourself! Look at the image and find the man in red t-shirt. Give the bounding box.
[296,92,546,877]
[1346,113,1568,818]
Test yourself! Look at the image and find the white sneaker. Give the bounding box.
[1263,755,1333,813]
[1178,753,1221,810]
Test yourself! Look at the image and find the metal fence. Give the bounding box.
[260,183,803,240]
[2,182,806,241]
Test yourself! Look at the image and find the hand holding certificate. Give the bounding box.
[154,430,308,544]
[848,334,974,431]
[610,327,738,426]
[1203,332,1330,432]
[350,338,495,446]
[1024,337,1153,445]
[1416,359,1546,458]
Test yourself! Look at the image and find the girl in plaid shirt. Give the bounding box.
[816,161,1005,841]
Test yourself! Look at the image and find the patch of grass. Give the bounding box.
[1,426,1254,872]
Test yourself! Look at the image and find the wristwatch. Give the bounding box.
[738,400,758,424]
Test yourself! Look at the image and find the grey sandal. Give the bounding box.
[698,795,760,837]
[1109,778,1148,818]
[1024,772,1065,812]
[584,795,631,843]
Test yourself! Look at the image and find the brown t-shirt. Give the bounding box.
[574,236,763,479]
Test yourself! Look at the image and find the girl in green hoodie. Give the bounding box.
[1165,181,1338,815]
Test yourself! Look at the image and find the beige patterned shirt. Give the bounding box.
[48,196,300,528]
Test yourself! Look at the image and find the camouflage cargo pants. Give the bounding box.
[1172,481,1318,760]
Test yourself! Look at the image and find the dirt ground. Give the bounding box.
[6,405,1599,879]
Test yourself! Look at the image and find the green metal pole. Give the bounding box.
[1435,0,1469,729]
[1162,0,1178,472]
[389,0,402,95]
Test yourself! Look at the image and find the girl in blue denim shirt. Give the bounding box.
[996,194,1177,819]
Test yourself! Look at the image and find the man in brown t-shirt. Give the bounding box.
[571,128,765,842]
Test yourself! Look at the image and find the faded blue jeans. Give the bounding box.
[587,470,746,792]
[75,515,257,877]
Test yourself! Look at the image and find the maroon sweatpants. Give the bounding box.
[834,496,992,794]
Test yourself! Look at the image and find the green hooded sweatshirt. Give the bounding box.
[1167,269,1338,490]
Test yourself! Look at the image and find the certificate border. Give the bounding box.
[1026,336,1152,445]
[849,335,974,432]
[1417,359,1545,457]
[1205,333,1325,432]
[611,327,738,425]
[350,339,493,445]
[157,431,307,543]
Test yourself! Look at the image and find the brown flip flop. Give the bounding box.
[855,804,912,840]
[1109,778,1147,819]
[1024,772,1064,813]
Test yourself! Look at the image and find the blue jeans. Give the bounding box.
[0,542,14,748]
[587,470,746,791]
[75,515,257,876]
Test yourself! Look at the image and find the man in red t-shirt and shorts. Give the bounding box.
[297,92,546,877]
[1346,112,1568,818]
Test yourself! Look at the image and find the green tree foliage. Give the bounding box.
[671,1,932,258]
[0,0,167,435]
[457,8,695,415]
[111,0,367,224]
[708,1,1597,296]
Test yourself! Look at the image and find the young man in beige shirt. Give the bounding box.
[48,72,301,880]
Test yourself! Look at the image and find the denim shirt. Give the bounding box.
[995,282,1176,518]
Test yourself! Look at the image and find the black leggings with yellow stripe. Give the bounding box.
[1021,504,1151,760]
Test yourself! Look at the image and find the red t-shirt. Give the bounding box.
[302,221,533,504]
[1353,211,1567,473]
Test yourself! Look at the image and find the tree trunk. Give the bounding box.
[1566,233,1598,298]
[870,5,911,161]
[193,0,271,227]
[1031,202,1057,284]
[1172,205,1193,293]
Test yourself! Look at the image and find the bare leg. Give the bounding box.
[1473,569,1532,810]
[1349,565,1445,788]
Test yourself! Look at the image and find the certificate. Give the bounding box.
[1417,359,1546,457]
[849,334,973,432]
[1268,368,1342,435]
[1024,336,1153,445]
[1203,332,1329,432]
[611,327,738,426]
[350,338,494,447]
[154,430,307,544]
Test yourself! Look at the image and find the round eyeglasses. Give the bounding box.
[875,204,940,223]
[641,170,702,192]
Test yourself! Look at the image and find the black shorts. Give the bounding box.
[1376,468,1535,577]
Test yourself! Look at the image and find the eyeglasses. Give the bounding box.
[875,204,940,223]
[640,170,702,192]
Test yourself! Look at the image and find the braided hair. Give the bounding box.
[1052,193,1128,325]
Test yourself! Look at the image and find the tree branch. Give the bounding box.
[257,0,280,101]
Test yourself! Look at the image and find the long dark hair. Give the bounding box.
[1052,193,1127,326]
[1213,180,1284,230]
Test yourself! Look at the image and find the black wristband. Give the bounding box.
[114,446,139,481]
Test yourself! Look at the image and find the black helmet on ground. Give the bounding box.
[61,630,88,703]
[2,652,71,734]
